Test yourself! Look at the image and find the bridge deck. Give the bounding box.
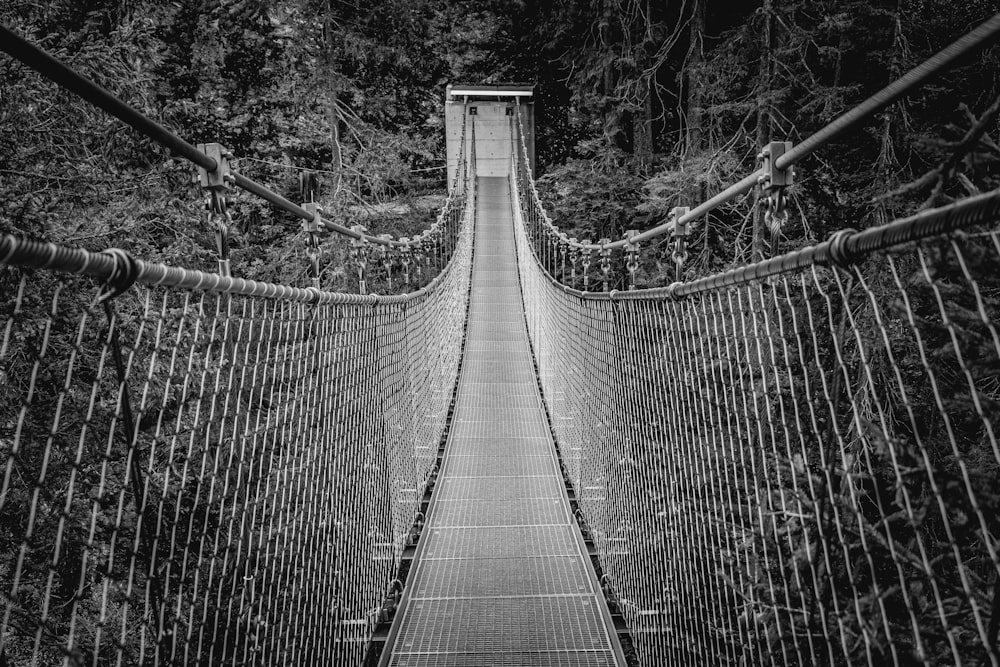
[385,177,622,665]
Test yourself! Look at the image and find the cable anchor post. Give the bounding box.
[624,230,640,290]
[598,239,612,292]
[759,141,793,245]
[350,226,369,295]
[197,143,235,276]
[670,207,691,282]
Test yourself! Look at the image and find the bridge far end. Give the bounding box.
[446,83,535,188]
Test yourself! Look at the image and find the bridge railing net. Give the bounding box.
[510,158,1000,665]
[0,168,475,666]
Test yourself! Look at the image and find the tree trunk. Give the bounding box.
[324,2,343,198]
[752,0,774,262]
[632,0,654,172]
[874,0,907,226]
[600,0,619,147]
[685,0,706,157]
[328,89,343,194]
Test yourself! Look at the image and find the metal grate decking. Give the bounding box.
[384,177,624,666]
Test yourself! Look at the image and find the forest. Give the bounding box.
[2,0,1000,665]
[2,0,998,287]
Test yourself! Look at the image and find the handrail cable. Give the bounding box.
[620,11,1000,247]
[0,169,475,303]
[0,23,447,249]
[515,12,1000,253]
[515,179,1000,300]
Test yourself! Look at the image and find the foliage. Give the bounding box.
[3,0,1000,664]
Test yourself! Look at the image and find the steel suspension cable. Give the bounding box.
[511,12,1000,262]
[0,23,431,250]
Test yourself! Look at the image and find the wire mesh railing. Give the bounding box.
[511,145,1000,665]
[0,147,475,666]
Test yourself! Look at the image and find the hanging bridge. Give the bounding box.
[3,16,1000,667]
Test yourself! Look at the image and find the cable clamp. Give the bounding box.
[302,202,324,233]
[399,238,412,284]
[378,235,394,285]
[670,207,691,238]
[670,208,691,280]
[580,242,593,289]
[558,234,569,259]
[350,225,370,294]
[827,228,858,267]
[196,143,234,193]
[761,141,793,191]
[97,248,140,302]
[624,230,640,290]
[761,141,793,236]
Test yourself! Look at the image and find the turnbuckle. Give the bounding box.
[580,241,593,290]
[598,238,612,292]
[624,230,640,290]
[399,238,412,285]
[197,143,235,276]
[670,207,690,282]
[569,240,580,288]
[302,201,324,289]
[350,225,369,294]
[379,235,394,287]
[558,234,569,281]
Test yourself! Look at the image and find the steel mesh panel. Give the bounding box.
[434,476,562,501]
[413,557,593,598]
[449,419,550,439]
[445,437,551,456]
[442,454,554,477]
[392,597,612,654]
[456,381,538,393]
[454,393,541,409]
[389,650,618,667]
[431,498,566,526]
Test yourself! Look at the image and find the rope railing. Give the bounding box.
[514,12,1000,284]
[511,146,1000,665]
[0,140,476,666]
[0,24,469,286]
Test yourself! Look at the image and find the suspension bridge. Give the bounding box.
[2,15,1000,667]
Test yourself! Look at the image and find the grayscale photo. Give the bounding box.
[2,1,999,665]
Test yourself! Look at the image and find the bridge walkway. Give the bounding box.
[383,177,624,665]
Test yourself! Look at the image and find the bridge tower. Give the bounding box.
[445,84,534,190]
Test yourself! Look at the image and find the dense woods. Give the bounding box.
[2,0,998,286]
[2,0,1000,665]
